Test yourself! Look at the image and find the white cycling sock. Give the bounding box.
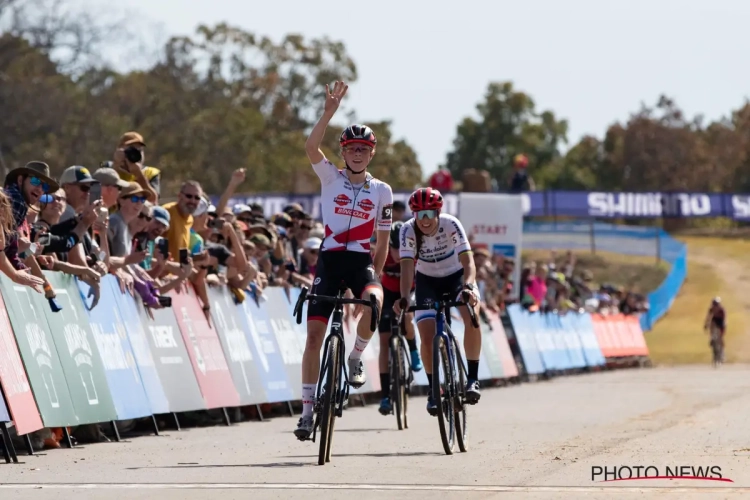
[349,335,370,360]
[301,384,316,418]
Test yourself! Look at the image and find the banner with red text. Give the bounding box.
[458,193,523,298]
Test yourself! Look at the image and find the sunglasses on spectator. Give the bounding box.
[127,196,147,204]
[415,209,438,220]
[300,225,312,231]
[138,212,152,221]
[49,195,66,203]
[76,184,92,193]
[308,249,319,255]
[29,177,51,193]
[181,192,200,200]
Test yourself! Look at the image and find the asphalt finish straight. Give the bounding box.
[2,365,750,500]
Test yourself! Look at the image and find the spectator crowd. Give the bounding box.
[472,248,649,317]
[1,131,332,450]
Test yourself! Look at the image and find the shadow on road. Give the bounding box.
[285,451,440,458]
[125,462,313,470]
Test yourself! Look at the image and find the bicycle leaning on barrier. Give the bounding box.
[292,282,379,465]
[400,291,480,455]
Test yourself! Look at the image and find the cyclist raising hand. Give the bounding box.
[295,81,394,440]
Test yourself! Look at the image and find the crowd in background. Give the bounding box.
[473,248,649,316]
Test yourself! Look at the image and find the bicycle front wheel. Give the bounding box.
[318,335,339,465]
[432,335,455,455]
[452,335,468,453]
[390,335,406,430]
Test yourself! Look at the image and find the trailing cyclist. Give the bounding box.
[295,81,394,440]
[704,297,726,362]
[393,187,482,416]
[377,221,423,416]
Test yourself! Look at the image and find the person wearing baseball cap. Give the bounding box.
[93,167,129,209]
[108,131,160,203]
[59,166,99,223]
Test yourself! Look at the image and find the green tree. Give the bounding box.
[443,81,568,188]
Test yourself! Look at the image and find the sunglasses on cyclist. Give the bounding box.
[29,176,51,193]
[415,209,438,220]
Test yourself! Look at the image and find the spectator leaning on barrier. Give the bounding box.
[3,161,64,308]
[0,179,44,292]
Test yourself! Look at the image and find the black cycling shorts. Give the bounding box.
[414,270,464,323]
[307,251,381,324]
[378,288,401,334]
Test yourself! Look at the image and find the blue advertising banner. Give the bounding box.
[239,295,294,403]
[228,190,750,220]
[505,306,545,375]
[78,278,152,420]
[553,314,586,369]
[108,280,170,415]
[566,313,606,367]
[263,288,303,401]
[546,315,572,370]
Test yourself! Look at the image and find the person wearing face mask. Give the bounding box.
[392,187,482,416]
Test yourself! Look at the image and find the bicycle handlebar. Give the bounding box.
[399,291,480,329]
[293,286,380,332]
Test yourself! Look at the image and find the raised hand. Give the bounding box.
[324,81,348,115]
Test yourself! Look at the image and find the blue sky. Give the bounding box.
[93,0,750,176]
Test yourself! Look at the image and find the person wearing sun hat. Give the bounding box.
[3,161,62,311]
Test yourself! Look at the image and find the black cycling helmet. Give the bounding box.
[339,124,377,149]
[389,221,404,248]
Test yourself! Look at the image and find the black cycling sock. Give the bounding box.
[467,360,479,381]
[407,338,418,351]
[426,373,433,389]
[380,373,390,398]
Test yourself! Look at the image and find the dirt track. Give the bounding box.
[2,366,750,499]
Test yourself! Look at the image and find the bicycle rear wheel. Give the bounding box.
[390,335,406,430]
[432,335,455,455]
[452,335,468,453]
[318,335,339,465]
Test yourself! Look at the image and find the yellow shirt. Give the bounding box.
[162,202,193,260]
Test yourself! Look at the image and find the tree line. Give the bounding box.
[2,0,749,198]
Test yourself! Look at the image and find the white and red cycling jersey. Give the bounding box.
[312,158,393,253]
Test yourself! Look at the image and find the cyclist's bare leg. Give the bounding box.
[458,303,482,403]
[296,319,328,439]
[418,318,436,374]
[458,303,482,360]
[404,313,417,341]
[350,285,384,359]
[417,317,438,415]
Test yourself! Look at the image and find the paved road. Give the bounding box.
[3,365,750,499]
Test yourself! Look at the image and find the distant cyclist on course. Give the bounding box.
[295,81,394,440]
[704,297,725,361]
[393,188,482,415]
[376,221,423,416]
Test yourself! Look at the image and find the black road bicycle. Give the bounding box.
[293,282,379,465]
[405,291,479,455]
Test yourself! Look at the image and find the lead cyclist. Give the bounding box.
[295,81,394,440]
[392,187,482,416]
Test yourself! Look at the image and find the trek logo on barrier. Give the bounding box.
[587,192,712,217]
[591,465,731,483]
